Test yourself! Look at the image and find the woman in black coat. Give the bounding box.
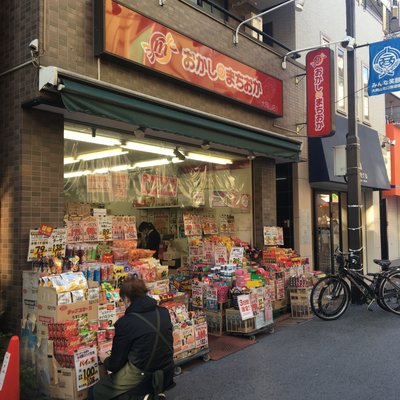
[89,279,174,400]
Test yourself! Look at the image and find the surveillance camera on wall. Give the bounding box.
[29,39,39,52]
[341,36,356,51]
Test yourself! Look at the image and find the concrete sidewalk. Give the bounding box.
[168,305,400,400]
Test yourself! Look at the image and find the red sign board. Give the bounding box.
[38,224,54,237]
[95,0,283,116]
[306,48,335,137]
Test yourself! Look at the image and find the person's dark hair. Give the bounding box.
[147,222,156,230]
[138,222,149,232]
[120,278,148,300]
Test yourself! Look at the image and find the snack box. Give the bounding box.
[37,287,98,339]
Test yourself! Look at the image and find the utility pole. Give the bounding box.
[345,0,363,303]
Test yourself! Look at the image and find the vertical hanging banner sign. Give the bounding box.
[368,37,400,96]
[306,47,335,137]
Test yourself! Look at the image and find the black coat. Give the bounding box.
[104,296,173,375]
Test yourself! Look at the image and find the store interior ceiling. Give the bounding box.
[63,122,251,179]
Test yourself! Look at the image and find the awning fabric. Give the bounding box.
[59,77,301,161]
[308,115,390,190]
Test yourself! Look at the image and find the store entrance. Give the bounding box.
[314,192,341,273]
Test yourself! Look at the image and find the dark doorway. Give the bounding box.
[276,163,294,249]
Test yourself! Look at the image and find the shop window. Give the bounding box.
[63,124,253,246]
[337,48,346,113]
[362,64,370,122]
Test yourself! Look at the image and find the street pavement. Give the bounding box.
[167,304,400,400]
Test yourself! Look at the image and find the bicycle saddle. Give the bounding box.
[373,259,392,270]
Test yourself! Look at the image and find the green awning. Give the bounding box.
[59,77,301,161]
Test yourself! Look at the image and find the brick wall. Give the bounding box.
[252,158,277,248]
[0,0,65,333]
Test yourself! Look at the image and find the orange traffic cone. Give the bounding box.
[0,336,20,400]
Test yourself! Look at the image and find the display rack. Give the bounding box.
[173,347,210,375]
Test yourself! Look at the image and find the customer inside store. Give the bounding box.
[138,222,161,258]
[88,278,174,400]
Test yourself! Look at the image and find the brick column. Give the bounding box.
[252,158,276,248]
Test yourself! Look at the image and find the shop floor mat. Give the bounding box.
[208,335,256,361]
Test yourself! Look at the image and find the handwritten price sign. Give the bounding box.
[74,346,99,390]
[237,294,254,321]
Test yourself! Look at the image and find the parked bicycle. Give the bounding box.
[311,249,400,320]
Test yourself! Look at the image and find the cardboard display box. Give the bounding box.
[46,340,89,400]
[22,271,40,319]
[37,286,98,338]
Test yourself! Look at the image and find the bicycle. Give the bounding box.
[310,249,400,320]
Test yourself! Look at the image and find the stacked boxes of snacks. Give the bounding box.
[162,302,208,361]
[262,247,310,315]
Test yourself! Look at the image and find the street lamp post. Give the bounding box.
[233,0,305,45]
[345,0,363,303]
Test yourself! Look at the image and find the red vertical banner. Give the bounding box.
[306,47,336,137]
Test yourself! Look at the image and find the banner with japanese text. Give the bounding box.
[95,0,283,115]
[368,37,400,96]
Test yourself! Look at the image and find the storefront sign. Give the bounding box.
[306,48,335,137]
[368,37,400,96]
[237,294,254,320]
[74,346,100,390]
[94,0,283,115]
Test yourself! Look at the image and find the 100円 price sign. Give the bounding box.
[74,346,100,390]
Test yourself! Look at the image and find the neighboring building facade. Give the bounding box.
[261,0,391,273]
[0,0,307,333]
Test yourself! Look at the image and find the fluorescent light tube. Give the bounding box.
[64,157,77,165]
[76,148,128,161]
[110,164,133,172]
[64,170,91,179]
[93,168,110,174]
[123,141,175,156]
[133,159,171,168]
[186,153,232,165]
[64,130,121,146]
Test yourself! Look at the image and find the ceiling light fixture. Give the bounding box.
[64,170,91,179]
[186,153,232,165]
[134,159,168,168]
[173,147,186,161]
[122,141,175,157]
[64,130,121,146]
[76,148,128,162]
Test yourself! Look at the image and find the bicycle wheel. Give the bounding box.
[311,276,350,320]
[380,271,400,315]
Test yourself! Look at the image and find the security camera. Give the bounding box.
[29,39,39,52]
[341,36,356,51]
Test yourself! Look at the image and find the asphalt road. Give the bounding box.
[168,304,400,400]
